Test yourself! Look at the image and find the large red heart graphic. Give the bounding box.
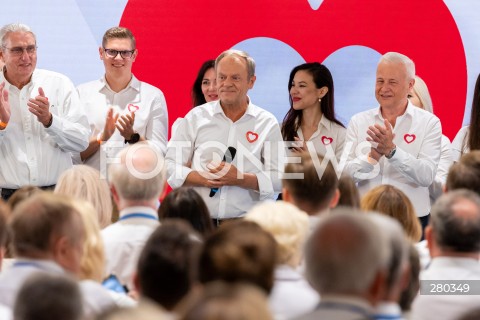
[121,0,466,140]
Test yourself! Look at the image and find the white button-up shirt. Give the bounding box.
[101,206,159,290]
[295,115,346,161]
[0,69,89,188]
[166,100,285,219]
[76,75,168,172]
[345,102,442,217]
[451,125,469,162]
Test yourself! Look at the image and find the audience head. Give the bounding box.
[71,200,105,282]
[7,185,42,210]
[10,193,85,275]
[179,281,273,320]
[446,150,480,196]
[282,62,343,142]
[427,189,480,255]
[108,143,166,207]
[14,273,83,320]
[0,200,9,265]
[361,184,422,242]
[337,173,361,208]
[409,75,433,112]
[305,208,389,304]
[199,220,277,294]
[55,165,113,228]
[376,52,415,110]
[399,244,420,312]
[466,72,480,152]
[245,201,309,267]
[158,187,214,236]
[282,152,339,215]
[96,301,167,320]
[365,213,410,301]
[136,219,202,311]
[192,59,217,107]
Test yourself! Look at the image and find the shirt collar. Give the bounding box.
[100,74,139,93]
[319,114,332,131]
[14,258,66,274]
[212,96,259,119]
[119,206,158,219]
[374,101,414,121]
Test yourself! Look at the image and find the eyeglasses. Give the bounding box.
[103,48,136,59]
[2,45,37,56]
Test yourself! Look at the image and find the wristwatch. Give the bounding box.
[125,132,140,144]
[385,145,397,159]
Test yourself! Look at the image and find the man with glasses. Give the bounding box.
[76,27,168,174]
[0,23,89,201]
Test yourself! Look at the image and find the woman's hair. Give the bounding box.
[361,185,422,242]
[179,281,273,320]
[282,62,344,142]
[245,201,309,267]
[466,73,480,152]
[7,186,43,210]
[192,60,215,107]
[71,200,106,282]
[412,75,433,113]
[55,165,113,229]
[158,188,214,236]
[337,174,361,209]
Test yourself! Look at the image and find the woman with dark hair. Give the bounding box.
[452,73,480,160]
[282,62,346,160]
[191,60,217,107]
[158,187,214,236]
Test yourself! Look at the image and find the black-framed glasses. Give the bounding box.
[103,48,135,59]
[2,45,37,57]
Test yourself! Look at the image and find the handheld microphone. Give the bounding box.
[209,146,237,197]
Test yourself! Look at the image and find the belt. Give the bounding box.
[211,217,242,227]
[1,185,56,201]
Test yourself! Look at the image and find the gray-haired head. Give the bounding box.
[430,189,480,253]
[305,207,389,296]
[379,52,415,81]
[215,49,256,78]
[0,23,36,48]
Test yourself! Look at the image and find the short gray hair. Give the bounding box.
[380,52,415,81]
[215,49,256,78]
[108,143,166,201]
[0,23,36,48]
[430,189,480,253]
[305,208,389,295]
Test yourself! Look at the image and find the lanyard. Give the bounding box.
[316,301,371,319]
[118,213,158,221]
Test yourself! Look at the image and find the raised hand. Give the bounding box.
[27,87,52,126]
[0,82,11,127]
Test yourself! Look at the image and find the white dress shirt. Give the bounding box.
[345,102,442,217]
[101,206,159,290]
[411,257,480,320]
[166,100,285,219]
[429,135,452,203]
[76,75,168,172]
[295,115,346,161]
[0,305,11,320]
[295,295,372,320]
[269,264,319,320]
[0,259,115,319]
[451,125,469,162]
[0,69,89,188]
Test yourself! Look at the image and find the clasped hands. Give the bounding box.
[366,119,396,161]
[202,161,243,189]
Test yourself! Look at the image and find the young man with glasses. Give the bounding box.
[0,23,90,201]
[76,27,168,175]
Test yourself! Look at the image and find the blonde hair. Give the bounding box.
[245,201,309,267]
[71,200,105,282]
[412,75,433,113]
[55,165,112,228]
[361,185,422,242]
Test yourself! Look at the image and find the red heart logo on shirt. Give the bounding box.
[246,131,259,143]
[128,104,140,113]
[404,134,416,144]
[321,136,333,145]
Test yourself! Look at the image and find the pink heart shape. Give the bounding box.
[404,134,416,144]
[128,104,139,113]
[246,131,259,143]
[321,136,333,145]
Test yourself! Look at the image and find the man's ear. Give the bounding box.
[110,184,120,205]
[330,188,340,208]
[282,187,292,203]
[52,236,72,271]
[368,269,387,306]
